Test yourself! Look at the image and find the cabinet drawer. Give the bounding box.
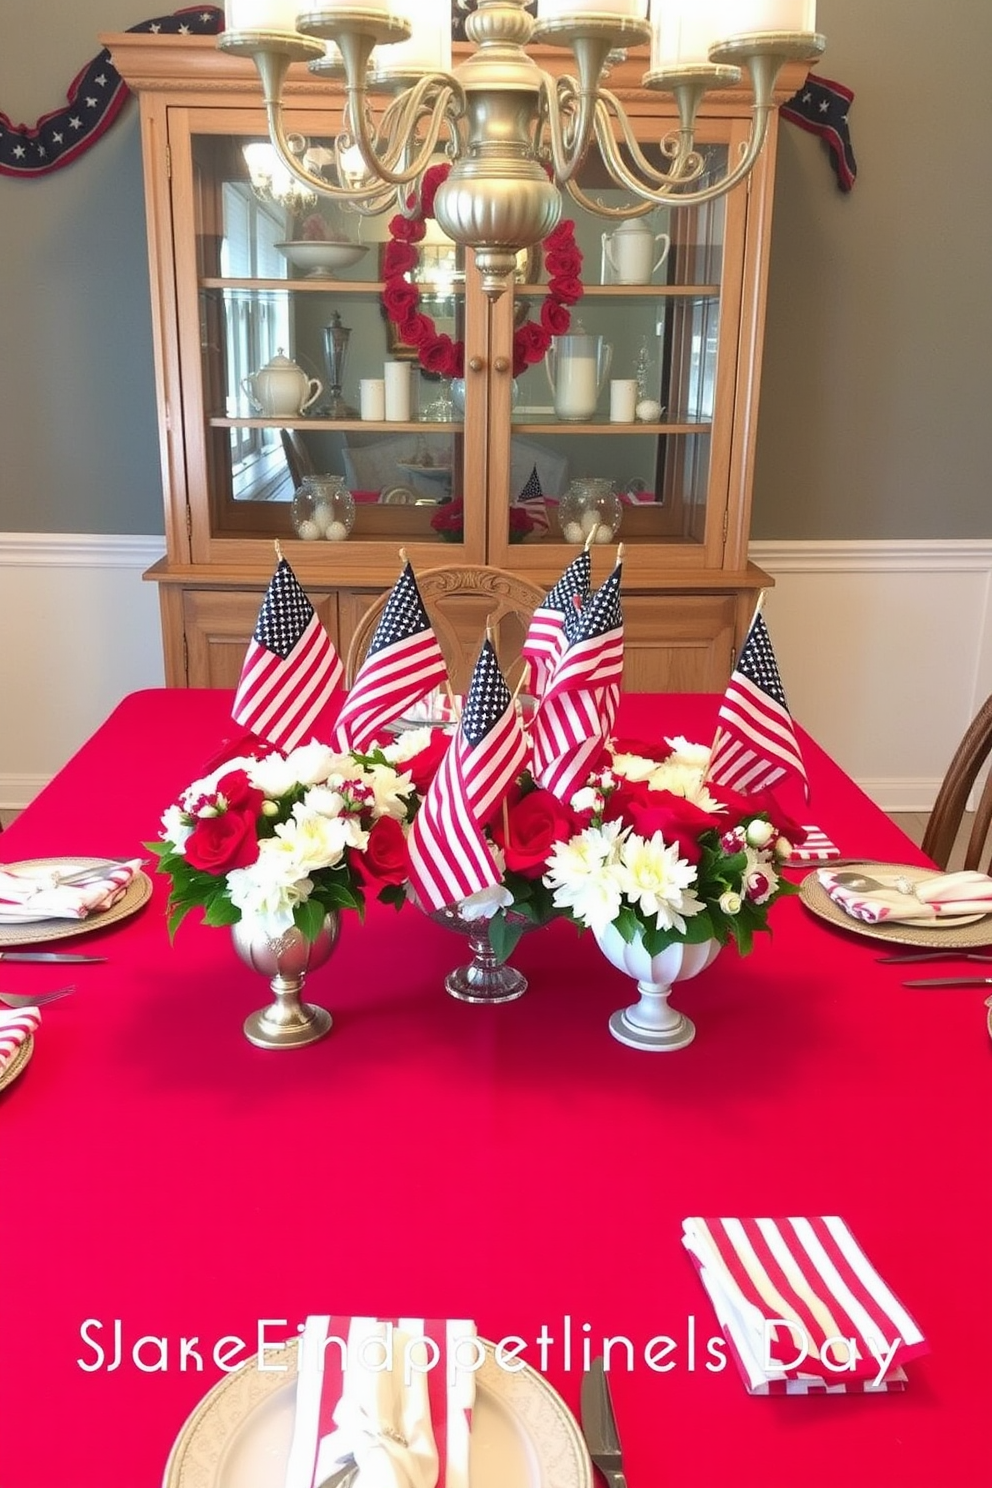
[622,594,737,692]
[180,588,339,689]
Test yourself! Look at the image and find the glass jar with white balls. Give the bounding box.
[558,478,622,546]
[292,475,355,543]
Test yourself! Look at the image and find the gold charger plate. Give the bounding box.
[164,1338,592,1488]
[0,858,152,948]
[0,1034,33,1095]
[800,861,992,949]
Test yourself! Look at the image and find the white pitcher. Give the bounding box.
[545,332,612,422]
[602,218,671,285]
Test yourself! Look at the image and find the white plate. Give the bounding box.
[0,858,152,944]
[163,1339,592,1488]
[801,861,992,948]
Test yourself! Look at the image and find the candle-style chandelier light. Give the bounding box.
[220,0,825,297]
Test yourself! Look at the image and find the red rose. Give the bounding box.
[540,297,572,336]
[544,247,582,277]
[492,788,576,878]
[398,312,434,346]
[403,730,451,794]
[430,497,464,535]
[382,279,420,318]
[610,737,667,764]
[419,332,457,375]
[215,768,264,817]
[381,240,418,277]
[388,214,426,244]
[543,221,575,250]
[547,273,583,305]
[349,815,408,889]
[185,808,259,874]
[420,162,450,218]
[622,789,718,865]
[514,321,552,366]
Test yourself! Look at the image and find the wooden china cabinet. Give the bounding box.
[106,33,804,692]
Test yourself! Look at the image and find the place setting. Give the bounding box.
[799,860,992,950]
[163,1316,594,1488]
[0,856,151,947]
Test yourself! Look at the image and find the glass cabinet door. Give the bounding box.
[170,107,478,564]
[487,123,752,578]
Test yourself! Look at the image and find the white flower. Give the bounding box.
[646,758,724,813]
[745,818,775,849]
[178,756,260,809]
[304,785,349,819]
[742,846,780,905]
[227,847,315,937]
[458,883,514,921]
[283,741,348,787]
[719,890,742,915]
[363,762,414,821]
[664,736,713,770]
[381,726,434,764]
[610,751,658,784]
[246,754,307,799]
[273,802,368,872]
[569,785,602,815]
[161,803,193,851]
[543,822,627,934]
[613,830,704,933]
[773,835,793,861]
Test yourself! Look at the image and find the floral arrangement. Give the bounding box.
[430,497,534,544]
[542,736,801,956]
[151,742,418,942]
[381,163,584,379]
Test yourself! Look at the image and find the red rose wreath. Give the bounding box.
[381,163,584,380]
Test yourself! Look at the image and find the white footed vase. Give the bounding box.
[592,925,722,1052]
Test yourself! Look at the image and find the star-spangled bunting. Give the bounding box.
[0,8,223,179]
[530,560,624,802]
[520,547,591,698]
[513,463,550,536]
[406,641,528,912]
[781,73,857,193]
[333,562,448,751]
[231,557,343,753]
[705,611,809,799]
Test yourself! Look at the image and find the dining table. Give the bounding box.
[0,687,989,1488]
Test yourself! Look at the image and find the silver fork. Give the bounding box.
[0,985,76,1008]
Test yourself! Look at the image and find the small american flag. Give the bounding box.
[531,561,624,801]
[788,826,840,864]
[520,548,591,697]
[231,558,343,752]
[333,562,448,751]
[705,613,808,800]
[781,73,857,193]
[407,641,527,912]
[683,1215,927,1395]
[513,463,550,535]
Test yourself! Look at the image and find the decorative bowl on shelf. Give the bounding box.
[276,241,369,278]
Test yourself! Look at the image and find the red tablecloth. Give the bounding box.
[0,691,989,1488]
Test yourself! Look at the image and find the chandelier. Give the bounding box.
[220,0,825,297]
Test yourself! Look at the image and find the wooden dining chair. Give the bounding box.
[345,564,545,695]
[920,694,992,871]
[280,428,316,491]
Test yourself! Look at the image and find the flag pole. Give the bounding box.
[744,587,767,637]
[398,546,408,571]
[274,538,282,562]
[584,527,595,552]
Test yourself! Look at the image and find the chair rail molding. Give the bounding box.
[2,532,991,814]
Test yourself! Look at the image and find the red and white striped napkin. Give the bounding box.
[787,826,840,864]
[0,859,144,924]
[0,1006,41,1076]
[682,1216,928,1395]
[285,1315,476,1488]
[818,868,992,924]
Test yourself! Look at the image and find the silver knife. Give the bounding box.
[903,976,992,987]
[0,952,107,963]
[581,1357,627,1488]
[878,952,992,964]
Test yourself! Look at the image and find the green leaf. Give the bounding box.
[488,913,526,965]
[203,896,240,928]
[294,897,329,943]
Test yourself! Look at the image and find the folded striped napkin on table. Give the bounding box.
[787,826,840,864]
[0,859,144,923]
[682,1216,928,1395]
[285,1315,476,1488]
[0,1006,41,1076]
[818,868,992,924]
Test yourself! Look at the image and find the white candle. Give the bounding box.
[360,378,386,421]
[374,0,452,74]
[610,379,638,423]
[384,361,411,422]
[225,0,301,33]
[649,0,724,69]
[723,0,815,33]
[539,0,648,18]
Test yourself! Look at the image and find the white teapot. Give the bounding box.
[242,350,322,417]
[602,218,671,285]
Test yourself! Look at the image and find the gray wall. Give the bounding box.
[1,0,989,540]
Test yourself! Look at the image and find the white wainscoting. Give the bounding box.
[0,534,165,810]
[1,534,990,814]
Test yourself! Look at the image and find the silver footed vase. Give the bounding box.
[231,911,339,1048]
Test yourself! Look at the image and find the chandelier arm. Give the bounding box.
[593,93,702,191]
[341,76,463,189]
[263,99,394,203]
